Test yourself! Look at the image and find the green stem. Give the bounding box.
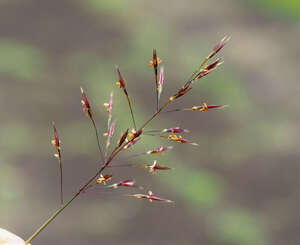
[25,193,79,245]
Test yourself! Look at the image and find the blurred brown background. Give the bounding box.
[1,0,300,245]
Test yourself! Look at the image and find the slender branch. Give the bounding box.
[124,89,137,130]
[154,67,159,112]
[25,163,107,245]
[90,116,105,164]
[58,154,63,206]
[25,193,78,245]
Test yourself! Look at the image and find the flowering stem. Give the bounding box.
[25,95,172,245]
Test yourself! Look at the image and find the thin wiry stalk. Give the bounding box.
[124,89,137,130]
[58,155,63,206]
[90,116,105,164]
[154,67,159,111]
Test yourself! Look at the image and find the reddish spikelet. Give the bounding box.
[108,179,137,189]
[108,122,115,138]
[169,83,192,101]
[146,146,173,155]
[130,190,173,203]
[162,127,189,134]
[105,122,115,156]
[165,133,198,145]
[193,58,223,81]
[51,123,60,150]
[51,122,62,160]
[128,128,143,140]
[104,92,114,114]
[158,67,164,88]
[124,137,140,149]
[193,68,215,80]
[51,122,64,205]
[80,87,92,118]
[149,49,162,68]
[157,66,164,101]
[116,68,126,89]
[117,129,129,147]
[96,174,112,185]
[205,58,223,71]
[138,160,172,174]
[209,36,230,59]
[191,103,225,111]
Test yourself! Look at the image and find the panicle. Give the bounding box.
[146,146,173,155]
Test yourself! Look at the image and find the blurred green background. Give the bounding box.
[1,0,300,245]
